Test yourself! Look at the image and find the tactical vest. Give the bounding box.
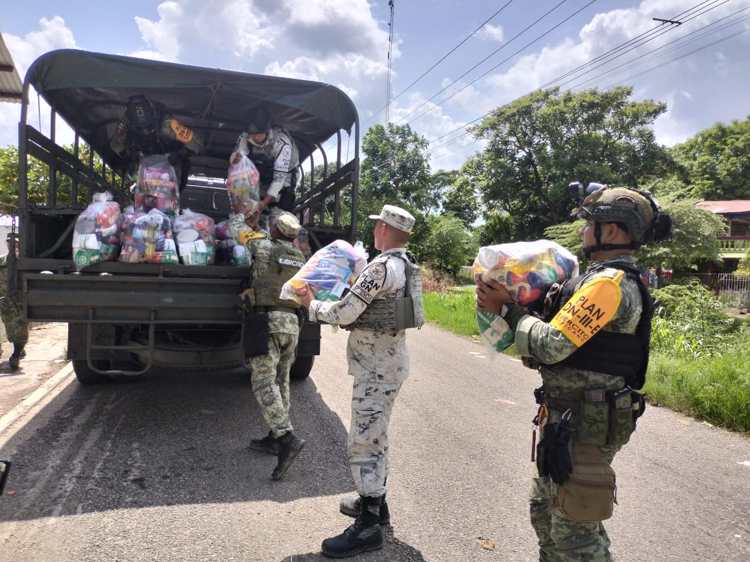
[345,253,425,332]
[253,241,306,310]
[542,260,654,390]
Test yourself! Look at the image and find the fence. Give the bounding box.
[676,273,750,308]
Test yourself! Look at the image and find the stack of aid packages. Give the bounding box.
[215,219,250,266]
[473,241,579,352]
[280,240,368,304]
[119,155,180,264]
[72,192,121,270]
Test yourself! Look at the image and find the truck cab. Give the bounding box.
[12,49,360,384]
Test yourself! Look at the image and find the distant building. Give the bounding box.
[695,200,750,269]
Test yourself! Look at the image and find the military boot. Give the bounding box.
[8,344,24,372]
[339,493,390,525]
[271,431,305,481]
[249,431,280,455]
[322,495,384,558]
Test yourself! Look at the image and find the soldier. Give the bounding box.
[297,204,423,559]
[476,186,671,561]
[0,237,28,372]
[230,211,307,481]
[242,107,300,231]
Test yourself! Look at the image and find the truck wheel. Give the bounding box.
[72,360,109,385]
[290,356,315,381]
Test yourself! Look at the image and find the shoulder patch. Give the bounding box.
[349,261,387,305]
[550,270,624,347]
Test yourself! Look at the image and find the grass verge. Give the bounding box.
[424,290,750,433]
[645,342,750,433]
[423,289,519,356]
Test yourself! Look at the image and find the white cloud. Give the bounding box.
[479,23,504,43]
[0,17,78,148]
[133,1,183,61]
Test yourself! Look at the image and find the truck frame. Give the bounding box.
[12,49,360,383]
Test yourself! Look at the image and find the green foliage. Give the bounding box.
[442,173,479,227]
[737,247,750,276]
[479,209,513,246]
[423,289,479,337]
[358,123,432,251]
[650,282,742,358]
[638,199,727,270]
[421,214,477,276]
[645,336,750,433]
[669,116,750,200]
[469,87,669,240]
[544,219,585,259]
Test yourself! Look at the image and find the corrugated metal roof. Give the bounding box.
[696,200,750,215]
[0,34,22,103]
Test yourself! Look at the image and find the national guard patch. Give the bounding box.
[550,270,623,347]
[350,262,387,304]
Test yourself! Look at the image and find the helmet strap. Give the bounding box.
[583,221,638,258]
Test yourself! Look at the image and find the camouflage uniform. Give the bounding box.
[506,255,644,562]
[251,127,299,233]
[308,248,410,498]
[246,237,301,438]
[0,255,29,353]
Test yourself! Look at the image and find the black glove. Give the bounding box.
[537,410,574,485]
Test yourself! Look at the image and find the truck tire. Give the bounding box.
[290,356,315,381]
[72,360,109,385]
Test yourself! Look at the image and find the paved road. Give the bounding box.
[0,325,749,562]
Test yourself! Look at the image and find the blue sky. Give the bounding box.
[2,0,750,169]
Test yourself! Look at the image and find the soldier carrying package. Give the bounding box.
[477,184,671,561]
[230,211,307,481]
[297,204,424,559]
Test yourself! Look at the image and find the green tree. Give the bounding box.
[638,199,726,270]
[443,173,479,228]
[469,87,670,240]
[544,200,726,271]
[422,214,476,276]
[358,123,432,250]
[669,117,750,200]
[479,208,513,246]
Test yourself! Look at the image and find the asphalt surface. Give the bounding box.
[0,324,749,562]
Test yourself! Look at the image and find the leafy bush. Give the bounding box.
[422,214,477,276]
[650,282,742,358]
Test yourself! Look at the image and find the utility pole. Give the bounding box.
[385,0,395,124]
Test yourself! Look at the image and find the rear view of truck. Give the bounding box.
[13,49,360,384]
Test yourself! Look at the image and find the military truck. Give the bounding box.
[11,49,360,384]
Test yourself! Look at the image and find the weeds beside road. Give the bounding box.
[424,282,750,433]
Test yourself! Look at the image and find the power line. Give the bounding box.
[539,0,721,88]
[567,4,750,91]
[552,0,730,90]
[395,0,573,125]
[402,0,600,127]
[427,0,733,151]
[364,1,514,128]
[429,22,749,164]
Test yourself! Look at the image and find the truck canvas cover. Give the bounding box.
[25,49,358,174]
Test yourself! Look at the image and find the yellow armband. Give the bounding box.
[550,270,623,347]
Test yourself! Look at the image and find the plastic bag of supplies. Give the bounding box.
[473,240,579,352]
[72,192,121,270]
[214,219,250,266]
[226,134,261,216]
[280,240,368,304]
[135,154,179,217]
[174,209,215,265]
[118,207,179,264]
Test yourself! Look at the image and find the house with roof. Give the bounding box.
[695,200,750,269]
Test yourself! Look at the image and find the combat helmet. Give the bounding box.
[576,185,671,256]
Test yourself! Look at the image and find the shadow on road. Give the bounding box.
[0,367,353,522]
[281,527,429,562]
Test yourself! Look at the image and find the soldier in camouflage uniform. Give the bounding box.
[298,205,419,559]
[477,187,670,561]
[0,248,29,372]
[231,211,307,481]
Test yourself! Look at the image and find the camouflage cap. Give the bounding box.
[578,187,656,243]
[275,212,302,238]
[368,204,415,234]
